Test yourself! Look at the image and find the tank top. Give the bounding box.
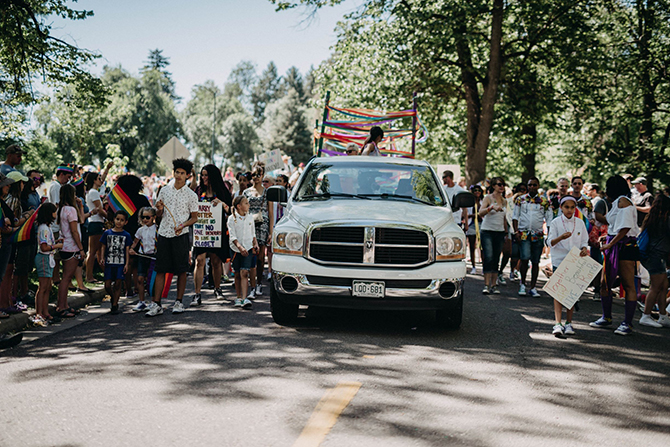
[364,142,381,156]
[480,195,507,232]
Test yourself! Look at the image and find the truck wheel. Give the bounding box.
[436,291,463,330]
[270,283,299,325]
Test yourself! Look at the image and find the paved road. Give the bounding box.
[2,270,670,447]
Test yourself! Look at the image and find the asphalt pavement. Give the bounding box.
[1,267,670,447]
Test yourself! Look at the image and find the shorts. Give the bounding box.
[520,238,544,264]
[137,256,153,277]
[193,246,229,263]
[104,265,125,281]
[619,243,640,262]
[88,222,105,236]
[154,233,190,274]
[641,251,667,275]
[230,250,254,272]
[14,241,36,276]
[60,251,81,265]
[35,253,54,278]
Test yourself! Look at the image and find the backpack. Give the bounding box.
[637,228,649,260]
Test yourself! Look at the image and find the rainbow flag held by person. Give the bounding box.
[147,259,173,299]
[12,207,39,243]
[107,184,137,216]
[575,207,591,233]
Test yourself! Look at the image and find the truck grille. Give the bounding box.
[308,226,431,267]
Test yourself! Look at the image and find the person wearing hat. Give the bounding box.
[632,177,653,227]
[1,144,23,176]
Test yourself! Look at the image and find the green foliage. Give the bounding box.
[261,88,313,163]
[221,113,259,169]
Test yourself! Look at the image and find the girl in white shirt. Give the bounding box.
[547,196,589,336]
[228,196,258,309]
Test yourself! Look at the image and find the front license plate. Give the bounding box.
[352,281,385,298]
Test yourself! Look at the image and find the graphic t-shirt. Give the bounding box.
[100,229,132,266]
[37,223,56,268]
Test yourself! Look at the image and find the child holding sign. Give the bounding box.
[547,196,589,336]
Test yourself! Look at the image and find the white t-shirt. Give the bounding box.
[607,196,639,237]
[48,181,62,233]
[547,215,589,268]
[86,189,105,223]
[134,224,157,255]
[228,212,255,252]
[444,184,465,223]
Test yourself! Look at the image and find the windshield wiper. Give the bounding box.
[300,192,372,200]
[360,193,435,206]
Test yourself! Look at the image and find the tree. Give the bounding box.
[250,62,282,123]
[0,0,105,137]
[261,88,313,163]
[141,49,177,99]
[221,113,259,168]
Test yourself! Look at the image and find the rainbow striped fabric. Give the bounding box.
[71,177,84,187]
[575,207,592,233]
[12,207,38,243]
[107,184,137,216]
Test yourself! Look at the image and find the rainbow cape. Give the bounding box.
[575,207,592,233]
[12,206,38,243]
[108,184,137,216]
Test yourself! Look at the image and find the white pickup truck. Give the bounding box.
[267,156,474,329]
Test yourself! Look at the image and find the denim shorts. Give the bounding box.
[520,238,544,264]
[641,251,668,275]
[35,253,54,278]
[230,250,254,272]
[137,256,153,277]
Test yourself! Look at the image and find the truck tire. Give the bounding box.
[270,283,299,325]
[436,291,463,330]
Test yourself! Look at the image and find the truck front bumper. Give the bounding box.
[271,254,466,310]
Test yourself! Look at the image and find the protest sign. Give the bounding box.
[259,149,284,172]
[193,203,223,248]
[543,246,602,309]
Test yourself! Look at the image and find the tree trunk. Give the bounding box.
[637,0,656,191]
[464,0,504,185]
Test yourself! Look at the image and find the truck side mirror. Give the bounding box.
[267,185,288,204]
[452,191,475,209]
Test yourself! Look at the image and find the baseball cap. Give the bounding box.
[631,177,647,185]
[7,171,28,182]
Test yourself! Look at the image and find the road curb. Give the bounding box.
[0,287,107,335]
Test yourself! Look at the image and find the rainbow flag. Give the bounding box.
[107,184,137,216]
[12,206,38,243]
[575,207,591,233]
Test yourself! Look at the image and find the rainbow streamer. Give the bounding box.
[108,184,137,216]
[71,177,84,187]
[575,207,591,233]
[12,206,38,243]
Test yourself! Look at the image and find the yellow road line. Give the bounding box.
[293,381,362,447]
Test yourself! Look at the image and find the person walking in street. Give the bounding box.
[99,211,132,314]
[513,177,553,297]
[632,177,653,228]
[244,162,273,299]
[590,175,640,335]
[145,158,199,317]
[478,177,508,294]
[638,194,670,328]
[442,170,468,229]
[191,164,232,306]
[466,184,483,275]
[85,171,107,283]
[129,207,157,312]
[546,196,589,336]
[360,126,383,156]
[228,196,258,309]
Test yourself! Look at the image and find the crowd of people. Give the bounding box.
[0,143,301,327]
[443,170,670,337]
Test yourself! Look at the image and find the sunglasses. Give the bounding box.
[494,182,505,187]
[141,215,153,220]
[251,173,262,178]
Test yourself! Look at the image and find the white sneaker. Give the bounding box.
[247,289,256,300]
[518,284,527,296]
[242,298,253,309]
[190,293,202,307]
[563,323,575,335]
[132,301,148,312]
[639,314,663,328]
[234,298,244,307]
[529,288,540,298]
[657,314,670,328]
[172,301,185,314]
[482,286,490,295]
[145,302,163,317]
[490,286,500,295]
[497,274,506,286]
[470,267,477,275]
[255,285,263,296]
[552,324,564,336]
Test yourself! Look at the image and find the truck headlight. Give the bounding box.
[436,235,465,260]
[274,231,303,255]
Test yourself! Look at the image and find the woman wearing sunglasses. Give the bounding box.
[478,177,508,294]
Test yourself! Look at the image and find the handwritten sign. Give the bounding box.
[543,246,602,309]
[259,149,284,172]
[192,203,223,248]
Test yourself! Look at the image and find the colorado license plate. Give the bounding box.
[352,281,385,298]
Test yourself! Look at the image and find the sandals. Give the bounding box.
[0,311,9,319]
[55,307,79,318]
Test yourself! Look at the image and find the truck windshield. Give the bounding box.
[294,161,445,206]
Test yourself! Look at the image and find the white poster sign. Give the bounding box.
[192,203,223,248]
[259,149,284,172]
[543,246,602,309]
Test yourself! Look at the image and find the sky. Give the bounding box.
[49,0,356,103]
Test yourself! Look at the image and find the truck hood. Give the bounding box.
[286,199,454,232]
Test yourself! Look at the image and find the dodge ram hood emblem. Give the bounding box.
[365,241,373,249]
